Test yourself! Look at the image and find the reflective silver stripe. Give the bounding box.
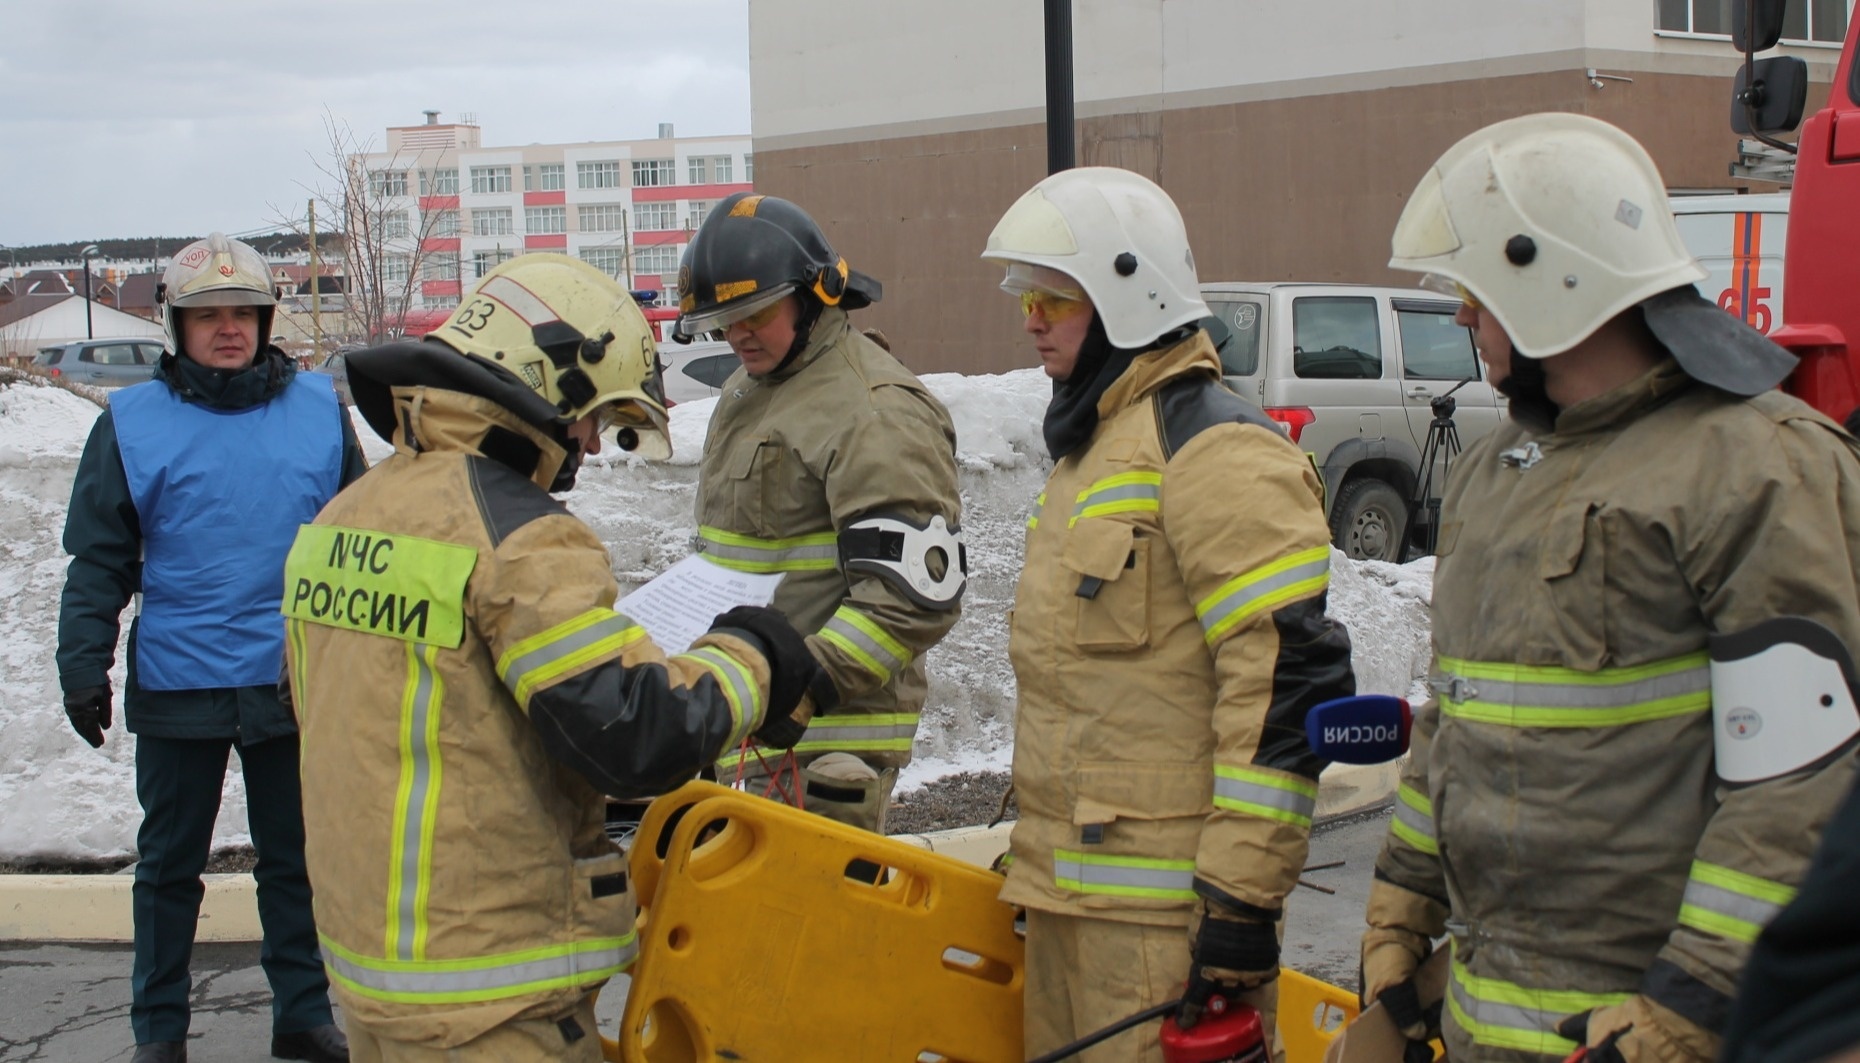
[791,713,919,752]
[1197,549,1330,642]
[1053,849,1196,899]
[1448,974,1569,1052]
[678,645,762,748]
[323,937,637,1002]
[1440,665,1708,712]
[389,643,441,961]
[694,527,839,572]
[1391,785,1437,850]
[499,612,640,705]
[1681,879,1787,930]
[820,611,910,681]
[1211,769,1317,825]
[1070,481,1161,521]
[1446,955,1630,1055]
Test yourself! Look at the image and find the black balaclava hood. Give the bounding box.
[768,295,826,377]
[1042,314,1139,461]
[1498,349,1559,433]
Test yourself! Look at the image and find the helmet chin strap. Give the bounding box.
[773,297,825,374]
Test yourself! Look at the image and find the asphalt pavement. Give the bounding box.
[0,806,1391,1061]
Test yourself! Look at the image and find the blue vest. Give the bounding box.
[112,373,344,690]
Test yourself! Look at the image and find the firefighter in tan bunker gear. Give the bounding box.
[282,255,832,1062]
[983,167,1356,1063]
[676,192,964,832]
[1362,113,1860,1063]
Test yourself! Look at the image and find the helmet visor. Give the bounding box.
[1418,273,1480,311]
[676,282,796,339]
[168,285,277,308]
[598,398,672,461]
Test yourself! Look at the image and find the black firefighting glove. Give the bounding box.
[1178,897,1281,1028]
[708,606,838,748]
[63,684,113,749]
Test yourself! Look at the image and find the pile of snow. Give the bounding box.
[0,370,1433,861]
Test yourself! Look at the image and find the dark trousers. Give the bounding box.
[131,733,333,1044]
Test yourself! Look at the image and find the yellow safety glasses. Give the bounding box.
[1019,289,1089,323]
[1420,273,1480,312]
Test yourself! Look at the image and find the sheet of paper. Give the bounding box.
[617,553,784,655]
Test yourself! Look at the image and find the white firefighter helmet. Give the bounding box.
[1388,112,1707,359]
[980,167,1209,350]
[427,254,671,459]
[158,233,279,353]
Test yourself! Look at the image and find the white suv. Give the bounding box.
[1200,282,1506,561]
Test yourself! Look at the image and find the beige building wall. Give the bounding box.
[748,0,1841,375]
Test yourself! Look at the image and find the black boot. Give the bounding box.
[131,1044,187,1063]
[271,1023,348,1062]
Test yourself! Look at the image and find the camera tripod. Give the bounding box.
[1401,378,1469,558]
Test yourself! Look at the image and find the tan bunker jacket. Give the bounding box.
[1375,361,1860,1060]
[696,308,962,771]
[1002,333,1354,926]
[284,387,775,1048]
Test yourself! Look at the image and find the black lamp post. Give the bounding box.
[79,244,100,338]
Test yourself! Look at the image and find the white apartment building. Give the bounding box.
[353,114,753,312]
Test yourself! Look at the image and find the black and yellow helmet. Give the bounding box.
[673,193,881,341]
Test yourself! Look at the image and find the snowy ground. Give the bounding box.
[0,369,1434,862]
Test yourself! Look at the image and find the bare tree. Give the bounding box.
[272,111,447,350]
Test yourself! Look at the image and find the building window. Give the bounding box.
[470,166,513,194]
[632,158,676,187]
[369,170,408,198]
[579,204,626,232]
[427,209,460,236]
[472,208,514,236]
[1657,0,1848,41]
[523,165,534,192]
[687,201,713,230]
[579,160,623,189]
[420,168,459,196]
[473,249,514,278]
[525,205,567,234]
[744,154,753,183]
[634,201,678,230]
[581,247,626,277]
[538,163,565,191]
[713,156,734,183]
[424,294,461,310]
[382,210,411,240]
[421,252,460,281]
[635,245,680,276]
[688,156,709,185]
[382,253,412,284]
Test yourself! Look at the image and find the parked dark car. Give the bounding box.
[31,339,164,388]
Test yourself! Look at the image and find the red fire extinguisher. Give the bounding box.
[1159,996,1268,1063]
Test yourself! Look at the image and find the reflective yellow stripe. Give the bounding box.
[1678,860,1797,944]
[1069,472,1163,527]
[1389,783,1438,856]
[1435,652,1710,728]
[1447,948,1630,1055]
[1196,545,1331,644]
[283,524,477,648]
[678,645,762,749]
[386,642,443,961]
[496,609,646,711]
[696,525,839,573]
[1027,492,1046,530]
[714,713,921,770]
[1054,849,1196,900]
[286,618,309,714]
[1213,765,1317,826]
[321,931,636,1006]
[818,606,911,682]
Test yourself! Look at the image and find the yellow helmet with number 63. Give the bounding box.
[429,254,670,458]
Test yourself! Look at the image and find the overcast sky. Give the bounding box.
[0,0,751,249]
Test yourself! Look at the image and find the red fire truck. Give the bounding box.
[1736,0,1860,422]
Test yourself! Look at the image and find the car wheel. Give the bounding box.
[1330,478,1409,562]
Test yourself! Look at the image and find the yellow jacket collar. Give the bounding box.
[388,386,570,491]
[1096,330,1222,421]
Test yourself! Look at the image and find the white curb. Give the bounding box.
[0,762,1396,943]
